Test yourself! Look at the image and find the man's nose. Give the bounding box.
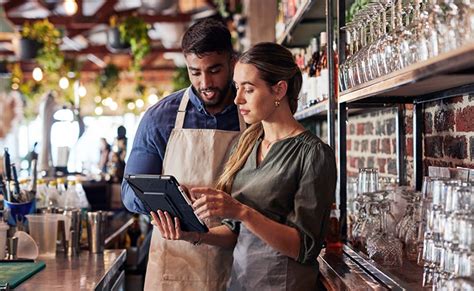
[201,73,213,89]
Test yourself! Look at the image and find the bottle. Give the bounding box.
[325,203,343,254]
[125,214,145,248]
[308,36,320,107]
[46,180,62,208]
[35,178,48,209]
[318,32,328,102]
[64,180,80,209]
[75,178,90,210]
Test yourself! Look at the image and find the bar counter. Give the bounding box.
[318,245,426,291]
[15,250,126,291]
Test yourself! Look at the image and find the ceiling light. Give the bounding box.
[110,102,118,111]
[135,99,144,109]
[77,84,87,97]
[32,67,43,82]
[59,77,69,89]
[148,93,158,105]
[63,0,78,16]
[95,106,103,115]
[127,102,136,110]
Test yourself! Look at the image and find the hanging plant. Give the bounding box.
[97,63,120,97]
[118,16,151,72]
[21,19,64,74]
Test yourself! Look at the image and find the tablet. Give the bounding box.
[125,174,208,233]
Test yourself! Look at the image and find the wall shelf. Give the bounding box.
[339,43,474,104]
[294,100,328,120]
[277,0,326,47]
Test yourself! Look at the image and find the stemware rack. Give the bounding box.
[280,0,474,289]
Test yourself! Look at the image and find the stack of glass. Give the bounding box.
[339,0,474,91]
[420,177,473,290]
[350,168,404,267]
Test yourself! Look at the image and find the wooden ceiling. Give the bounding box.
[0,0,214,75]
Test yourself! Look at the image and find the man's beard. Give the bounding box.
[195,79,233,108]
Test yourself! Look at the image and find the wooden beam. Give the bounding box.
[94,0,119,22]
[3,2,25,12]
[63,45,181,56]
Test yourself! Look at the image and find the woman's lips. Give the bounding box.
[239,109,250,115]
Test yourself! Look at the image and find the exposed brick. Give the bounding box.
[356,123,365,135]
[376,120,385,135]
[377,158,387,173]
[365,122,374,135]
[456,106,474,132]
[444,95,464,105]
[443,136,468,159]
[469,93,474,102]
[434,109,455,132]
[361,140,369,152]
[357,157,366,169]
[387,158,397,175]
[406,137,413,157]
[424,136,444,158]
[379,138,391,154]
[405,115,413,135]
[392,138,397,154]
[424,112,433,134]
[354,141,360,151]
[349,157,357,168]
[370,140,377,154]
[367,157,375,168]
[347,140,352,151]
[471,137,474,161]
[386,118,396,135]
[349,124,355,135]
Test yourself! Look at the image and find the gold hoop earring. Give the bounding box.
[274,100,281,107]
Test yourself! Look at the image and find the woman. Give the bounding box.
[152,42,336,290]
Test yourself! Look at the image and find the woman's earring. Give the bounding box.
[274,100,281,107]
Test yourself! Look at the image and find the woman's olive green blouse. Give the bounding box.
[225,130,337,265]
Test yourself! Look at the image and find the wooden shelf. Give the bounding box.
[276,0,326,47]
[339,43,474,104]
[294,100,328,120]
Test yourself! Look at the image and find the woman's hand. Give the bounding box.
[150,210,198,243]
[191,187,248,221]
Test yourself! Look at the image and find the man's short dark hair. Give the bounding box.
[181,18,233,56]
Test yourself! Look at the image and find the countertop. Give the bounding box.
[15,249,126,290]
[318,245,426,291]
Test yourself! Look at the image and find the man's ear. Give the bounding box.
[272,80,288,100]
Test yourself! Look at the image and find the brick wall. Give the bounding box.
[345,93,474,186]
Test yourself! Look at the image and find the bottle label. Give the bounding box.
[320,69,329,100]
[309,76,317,105]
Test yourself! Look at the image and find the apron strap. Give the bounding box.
[176,86,246,131]
[175,87,191,129]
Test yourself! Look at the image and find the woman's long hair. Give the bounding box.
[216,42,303,193]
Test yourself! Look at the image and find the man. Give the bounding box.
[121,18,245,291]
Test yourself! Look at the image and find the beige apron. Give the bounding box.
[144,87,245,291]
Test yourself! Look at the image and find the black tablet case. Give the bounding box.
[126,174,208,233]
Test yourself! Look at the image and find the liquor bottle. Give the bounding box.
[318,32,328,102]
[325,203,343,254]
[308,36,320,107]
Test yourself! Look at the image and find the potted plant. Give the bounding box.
[20,20,64,73]
[118,16,151,72]
[107,16,130,51]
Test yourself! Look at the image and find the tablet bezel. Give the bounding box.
[125,174,208,233]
